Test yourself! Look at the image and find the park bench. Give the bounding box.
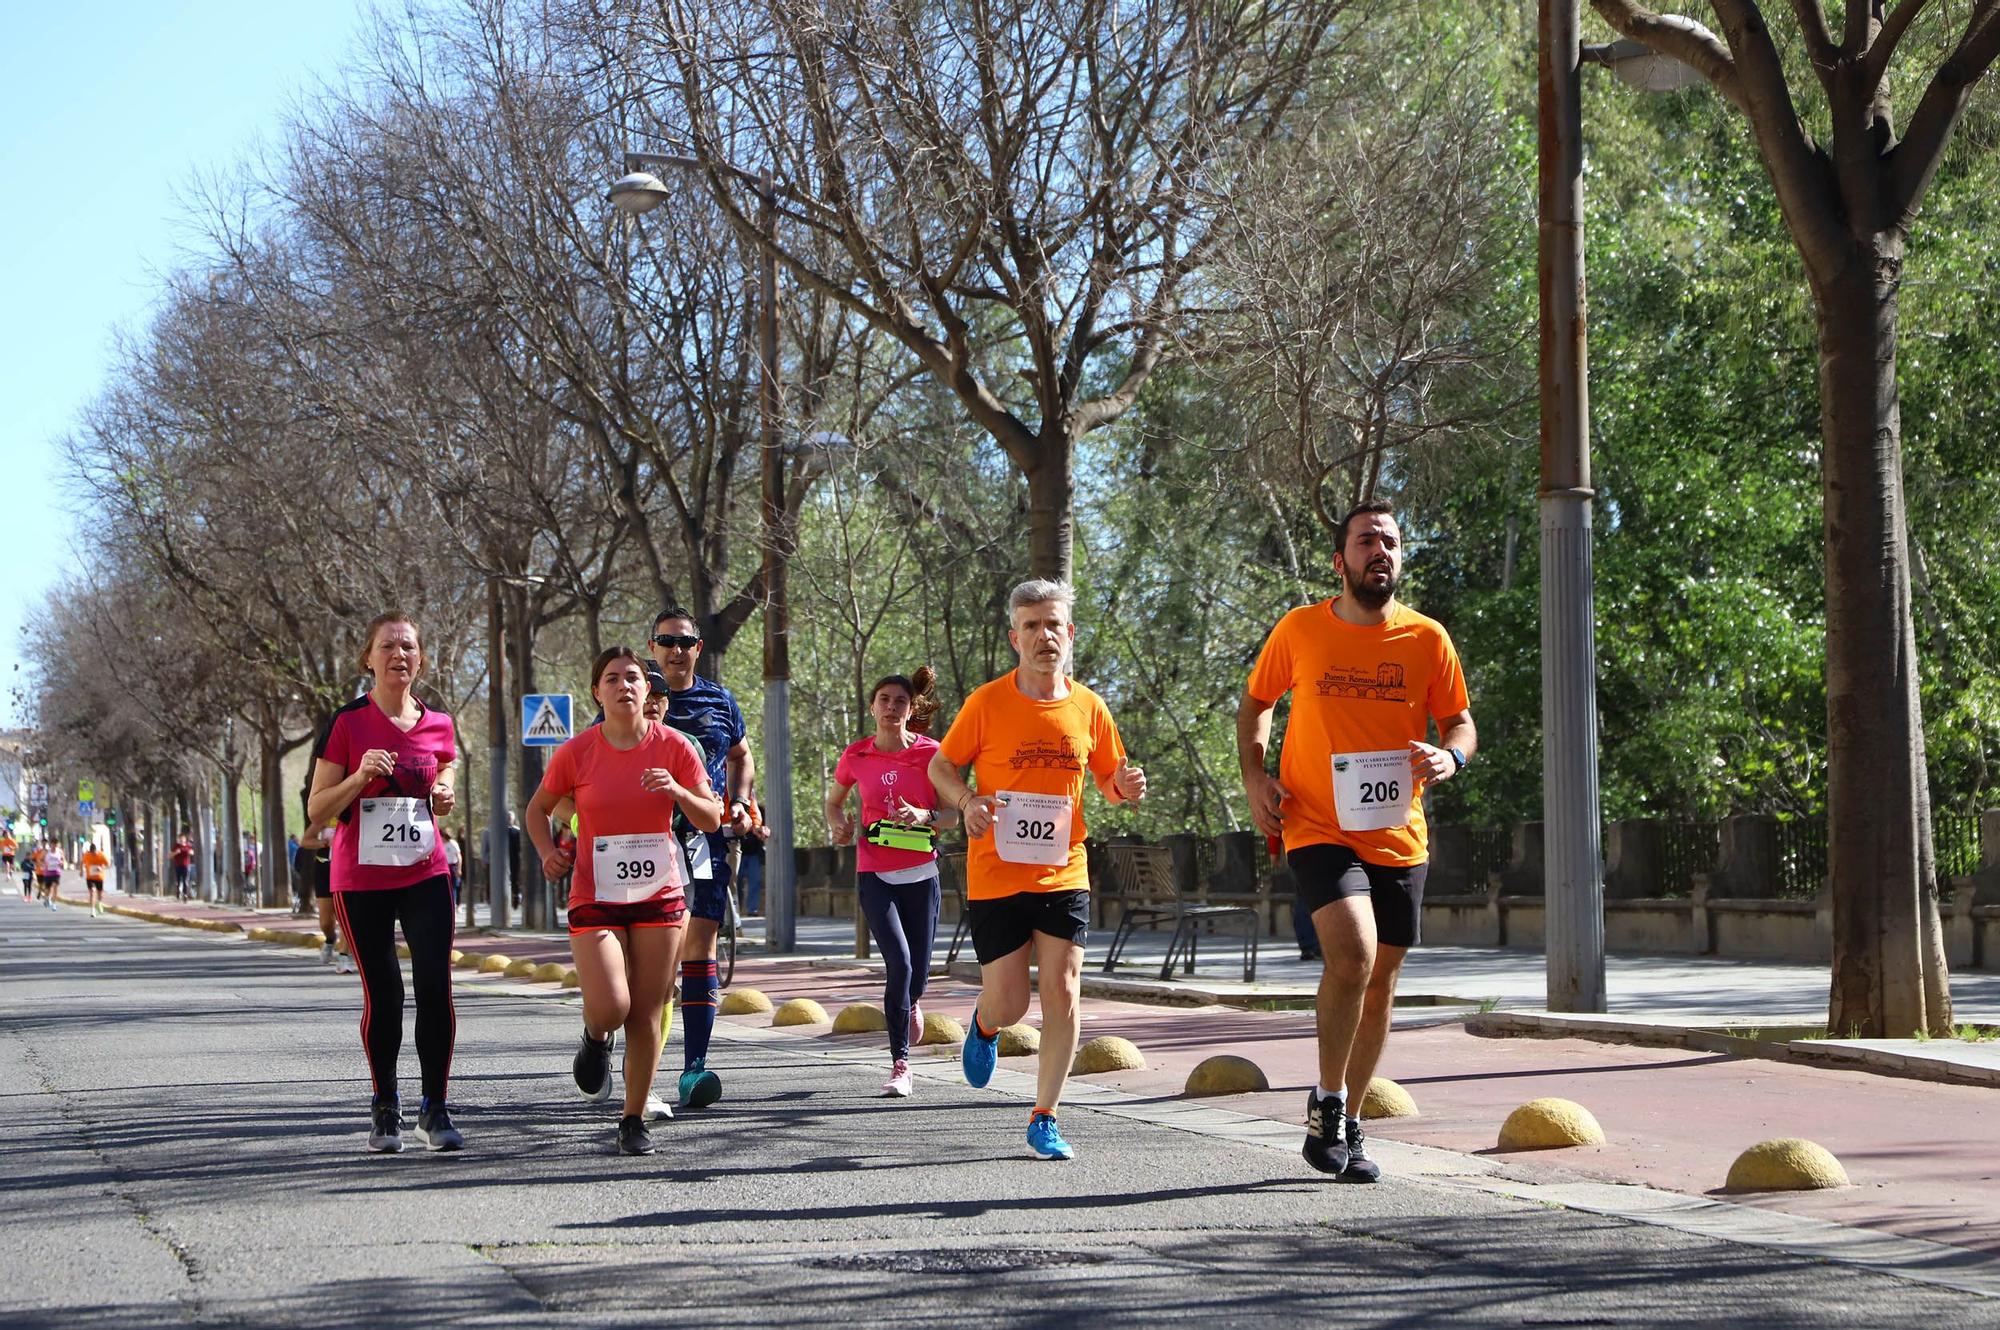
[1099,843,1259,982]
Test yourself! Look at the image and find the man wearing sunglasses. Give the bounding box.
[649,608,754,1109]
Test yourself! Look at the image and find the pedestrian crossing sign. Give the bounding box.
[521,693,573,747]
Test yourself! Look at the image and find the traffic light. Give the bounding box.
[106,809,120,827]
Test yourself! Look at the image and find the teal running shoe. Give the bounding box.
[678,1057,722,1109]
[961,1015,998,1089]
[1026,1111,1074,1161]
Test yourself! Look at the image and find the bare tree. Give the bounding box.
[622,0,1361,580]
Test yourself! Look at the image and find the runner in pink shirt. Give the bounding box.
[528,647,721,1155]
[307,611,462,1154]
[825,666,959,1097]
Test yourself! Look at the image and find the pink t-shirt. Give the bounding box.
[323,697,457,892]
[834,734,941,875]
[540,722,709,908]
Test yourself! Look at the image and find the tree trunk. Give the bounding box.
[198,782,218,901]
[258,716,288,913]
[1026,440,1076,583]
[222,768,244,904]
[1817,245,1951,1038]
[507,584,549,929]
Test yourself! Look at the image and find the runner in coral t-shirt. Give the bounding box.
[527,647,720,1158]
[929,580,1146,1161]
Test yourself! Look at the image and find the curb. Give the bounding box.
[1467,1010,2000,1090]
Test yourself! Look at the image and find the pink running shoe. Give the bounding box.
[909,1002,924,1046]
[883,1060,913,1097]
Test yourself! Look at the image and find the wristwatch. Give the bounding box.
[1447,746,1468,775]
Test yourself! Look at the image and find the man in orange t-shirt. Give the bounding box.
[1239,499,1476,1182]
[930,578,1146,1161]
[81,844,112,916]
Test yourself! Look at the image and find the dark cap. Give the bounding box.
[646,667,670,695]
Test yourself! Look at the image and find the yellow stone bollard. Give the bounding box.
[1360,1077,1419,1119]
[919,1012,965,1046]
[477,953,513,973]
[997,1023,1041,1056]
[1726,1138,1849,1191]
[1498,1097,1605,1149]
[1183,1054,1270,1097]
[1071,1036,1145,1074]
[532,962,570,983]
[773,998,831,1026]
[833,1003,888,1034]
[720,988,774,1015]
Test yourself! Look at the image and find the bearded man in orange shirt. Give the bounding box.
[1239,499,1477,1183]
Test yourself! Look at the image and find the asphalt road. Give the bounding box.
[4,896,1996,1328]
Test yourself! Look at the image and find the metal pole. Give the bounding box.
[486,575,511,929]
[1539,0,1606,1012]
[759,172,797,954]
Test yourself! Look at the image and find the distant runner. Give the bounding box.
[81,842,111,916]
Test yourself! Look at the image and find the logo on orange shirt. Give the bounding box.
[1313,662,1408,701]
[1008,737,1083,772]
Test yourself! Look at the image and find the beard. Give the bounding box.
[1343,561,1398,610]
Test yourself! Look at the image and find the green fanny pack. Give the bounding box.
[864,821,935,854]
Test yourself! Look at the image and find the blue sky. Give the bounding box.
[0,2,373,725]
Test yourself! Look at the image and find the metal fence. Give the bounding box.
[1771,816,1829,899]
[1465,825,1511,891]
[1658,820,1719,895]
[1937,813,1984,881]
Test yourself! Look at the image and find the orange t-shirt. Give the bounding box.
[539,722,710,908]
[937,671,1127,900]
[1,836,16,858]
[1246,600,1470,866]
[82,849,110,881]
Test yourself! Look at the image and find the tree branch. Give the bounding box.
[1589,0,1749,109]
[1862,0,1933,90]
[1889,4,2000,220]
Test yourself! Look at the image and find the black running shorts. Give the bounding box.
[1289,843,1427,949]
[966,889,1090,965]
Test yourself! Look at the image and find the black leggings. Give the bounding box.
[857,871,940,1062]
[334,876,457,1105]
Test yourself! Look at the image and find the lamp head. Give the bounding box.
[609,171,671,216]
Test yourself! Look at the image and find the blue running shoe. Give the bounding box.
[1026,1111,1074,1161]
[961,1015,998,1089]
[678,1057,722,1109]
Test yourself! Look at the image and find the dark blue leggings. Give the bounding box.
[857,870,940,1062]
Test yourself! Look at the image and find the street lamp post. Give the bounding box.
[611,153,798,953]
[1539,5,1705,1013]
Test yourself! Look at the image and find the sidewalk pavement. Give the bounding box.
[75,883,2000,1268]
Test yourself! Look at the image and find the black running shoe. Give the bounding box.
[1302,1091,1350,1175]
[1339,1114,1381,1183]
[368,1098,404,1154]
[416,1099,464,1152]
[573,1031,614,1101]
[617,1113,655,1155]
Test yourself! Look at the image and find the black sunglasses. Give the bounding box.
[652,633,701,649]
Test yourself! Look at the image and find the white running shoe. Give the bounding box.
[883,1060,913,1097]
[336,956,356,975]
[320,942,335,964]
[643,1092,674,1121]
[909,1002,924,1046]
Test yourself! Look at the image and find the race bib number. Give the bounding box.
[993,790,1073,866]
[1332,750,1412,831]
[357,798,436,867]
[684,831,715,881]
[592,831,682,903]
